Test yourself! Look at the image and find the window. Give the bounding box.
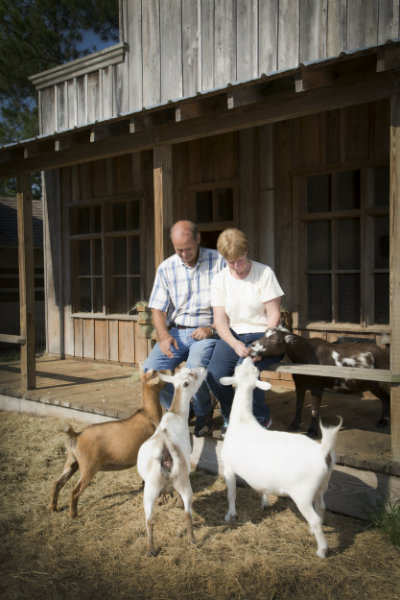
[186,181,238,248]
[70,197,143,314]
[299,166,389,326]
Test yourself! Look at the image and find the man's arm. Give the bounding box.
[151,308,179,358]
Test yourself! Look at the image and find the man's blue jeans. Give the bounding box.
[206,331,283,425]
[142,327,217,417]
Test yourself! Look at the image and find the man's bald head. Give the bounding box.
[170,221,200,267]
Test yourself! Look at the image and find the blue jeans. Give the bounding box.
[206,331,283,425]
[142,327,217,416]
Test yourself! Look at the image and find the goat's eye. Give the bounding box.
[183,381,189,388]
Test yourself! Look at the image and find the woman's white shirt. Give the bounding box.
[210,261,284,334]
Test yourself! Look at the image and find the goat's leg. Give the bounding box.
[50,459,79,512]
[223,466,238,522]
[377,392,390,428]
[290,380,306,431]
[307,390,322,438]
[174,477,196,545]
[260,491,270,510]
[70,469,95,517]
[143,482,162,556]
[294,497,328,558]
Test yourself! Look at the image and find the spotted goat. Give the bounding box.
[249,326,390,437]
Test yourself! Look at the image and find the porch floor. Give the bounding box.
[0,354,396,477]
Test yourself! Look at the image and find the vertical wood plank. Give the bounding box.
[326,0,347,56]
[236,0,258,81]
[160,0,182,102]
[153,145,173,267]
[277,0,299,70]
[94,319,109,360]
[142,0,161,107]
[108,320,119,361]
[299,0,327,63]
[390,93,400,462]
[118,321,134,363]
[378,0,400,43]
[182,0,200,96]
[125,0,143,112]
[83,319,95,359]
[214,0,235,87]
[17,174,36,390]
[258,0,278,73]
[347,0,378,50]
[200,0,214,90]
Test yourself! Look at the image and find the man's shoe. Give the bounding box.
[194,411,213,437]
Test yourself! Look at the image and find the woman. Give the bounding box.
[207,228,284,435]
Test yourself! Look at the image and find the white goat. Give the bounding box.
[137,366,206,556]
[220,357,343,558]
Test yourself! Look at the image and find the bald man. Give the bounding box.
[143,221,225,437]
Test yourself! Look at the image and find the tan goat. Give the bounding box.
[50,368,166,517]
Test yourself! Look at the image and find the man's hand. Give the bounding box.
[159,334,179,358]
[190,326,214,341]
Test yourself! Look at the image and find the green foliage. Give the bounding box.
[0,0,119,146]
[371,498,400,548]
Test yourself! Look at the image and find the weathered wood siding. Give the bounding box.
[274,99,390,335]
[33,0,400,135]
[44,151,155,363]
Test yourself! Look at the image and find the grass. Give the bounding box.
[1,410,400,600]
[372,498,400,547]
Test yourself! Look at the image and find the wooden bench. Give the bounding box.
[260,363,400,385]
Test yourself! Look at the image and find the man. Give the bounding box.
[143,220,225,437]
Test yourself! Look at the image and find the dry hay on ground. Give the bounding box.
[0,410,399,600]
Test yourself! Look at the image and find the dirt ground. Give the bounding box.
[1,410,399,600]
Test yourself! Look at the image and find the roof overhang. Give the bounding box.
[1,42,400,179]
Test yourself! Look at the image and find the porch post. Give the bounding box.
[16,173,36,390]
[153,145,173,267]
[390,94,400,461]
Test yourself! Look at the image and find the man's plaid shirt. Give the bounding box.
[148,246,225,327]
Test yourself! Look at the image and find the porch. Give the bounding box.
[1,355,399,520]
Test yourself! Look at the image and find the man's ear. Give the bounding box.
[196,232,201,245]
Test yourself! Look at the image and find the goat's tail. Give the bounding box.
[60,424,78,438]
[154,427,188,479]
[319,416,343,467]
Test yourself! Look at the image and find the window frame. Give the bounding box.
[184,179,239,238]
[294,164,389,331]
[68,193,145,317]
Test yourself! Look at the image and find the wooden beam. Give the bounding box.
[153,146,173,268]
[265,363,400,383]
[390,94,400,462]
[1,70,398,178]
[0,334,26,345]
[16,174,36,390]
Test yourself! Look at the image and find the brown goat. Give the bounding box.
[50,368,166,517]
[249,326,390,437]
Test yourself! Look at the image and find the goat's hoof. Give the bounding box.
[289,422,300,431]
[316,547,328,559]
[147,546,160,557]
[224,513,238,523]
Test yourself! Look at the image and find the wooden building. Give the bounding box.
[0,0,400,456]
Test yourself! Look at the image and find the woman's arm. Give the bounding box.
[264,296,282,328]
[213,306,250,358]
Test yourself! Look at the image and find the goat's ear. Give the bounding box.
[220,376,235,386]
[255,380,272,391]
[158,371,174,383]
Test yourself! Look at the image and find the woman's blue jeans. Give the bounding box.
[206,331,283,425]
[142,327,217,416]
